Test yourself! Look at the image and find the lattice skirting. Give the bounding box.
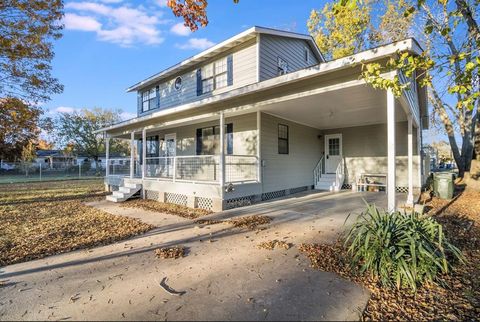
[340,184,410,194]
[289,186,309,194]
[261,189,286,201]
[145,190,160,201]
[165,192,188,207]
[196,197,214,211]
[225,195,256,210]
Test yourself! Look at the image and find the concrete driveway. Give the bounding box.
[0,191,390,321]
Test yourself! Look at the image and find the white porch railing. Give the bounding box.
[142,154,259,184]
[108,158,141,177]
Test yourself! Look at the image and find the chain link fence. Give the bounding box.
[0,160,106,184]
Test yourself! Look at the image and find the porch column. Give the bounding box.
[387,89,396,212]
[257,111,262,183]
[406,114,414,206]
[130,131,135,179]
[417,125,423,187]
[105,133,110,177]
[219,112,225,198]
[142,128,146,180]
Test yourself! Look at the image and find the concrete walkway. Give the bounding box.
[0,191,390,321]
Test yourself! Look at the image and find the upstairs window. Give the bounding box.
[278,57,289,76]
[278,124,289,154]
[304,47,310,63]
[197,55,233,96]
[214,57,228,89]
[142,87,157,112]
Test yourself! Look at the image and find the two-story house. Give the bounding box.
[98,26,428,212]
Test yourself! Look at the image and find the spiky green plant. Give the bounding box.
[344,203,464,291]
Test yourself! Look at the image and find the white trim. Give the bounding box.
[256,33,261,83]
[130,131,135,179]
[257,111,262,184]
[219,112,225,198]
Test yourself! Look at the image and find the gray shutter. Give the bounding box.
[227,55,233,86]
[196,69,202,96]
[155,86,160,109]
[137,91,142,115]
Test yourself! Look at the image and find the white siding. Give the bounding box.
[147,113,258,156]
[322,122,421,187]
[259,34,319,81]
[260,113,322,193]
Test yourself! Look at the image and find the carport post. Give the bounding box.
[406,115,414,206]
[387,89,396,212]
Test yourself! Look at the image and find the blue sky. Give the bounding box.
[47,0,328,119]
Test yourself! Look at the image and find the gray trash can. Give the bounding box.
[433,172,454,199]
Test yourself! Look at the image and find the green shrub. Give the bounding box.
[344,203,464,291]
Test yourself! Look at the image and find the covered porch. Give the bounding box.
[102,65,427,212]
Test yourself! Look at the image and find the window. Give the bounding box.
[197,55,233,96]
[142,87,157,112]
[174,77,182,91]
[214,57,228,89]
[304,48,310,63]
[278,57,289,75]
[278,124,289,154]
[201,64,214,94]
[146,136,159,157]
[196,124,233,155]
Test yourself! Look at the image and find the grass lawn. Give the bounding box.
[0,180,154,266]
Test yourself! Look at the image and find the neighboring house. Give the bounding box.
[35,150,76,168]
[97,26,428,212]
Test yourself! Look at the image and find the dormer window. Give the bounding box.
[304,48,310,63]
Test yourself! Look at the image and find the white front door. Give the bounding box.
[325,134,342,173]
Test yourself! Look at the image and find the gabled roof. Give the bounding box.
[126,26,324,92]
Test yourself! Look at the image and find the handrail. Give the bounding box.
[313,156,324,184]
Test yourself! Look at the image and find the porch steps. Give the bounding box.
[106,183,142,202]
[314,174,340,191]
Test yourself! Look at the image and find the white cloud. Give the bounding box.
[170,22,190,36]
[64,13,101,31]
[176,38,215,50]
[64,1,165,47]
[55,106,77,113]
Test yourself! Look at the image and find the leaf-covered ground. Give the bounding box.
[120,199,212,219]
[300,190,480,321]
[0,180,154,266]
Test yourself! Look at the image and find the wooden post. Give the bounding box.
[387,89,396,212]
[142,128,146,179]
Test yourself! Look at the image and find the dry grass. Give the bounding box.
[0,180,153,266]
[120,199,212,219]
[299,189,480,321]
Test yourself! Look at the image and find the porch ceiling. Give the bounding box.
[260,83,407,130]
